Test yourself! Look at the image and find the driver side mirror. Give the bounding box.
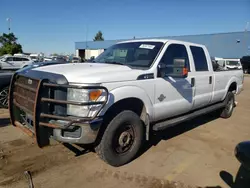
[158,58,188,78]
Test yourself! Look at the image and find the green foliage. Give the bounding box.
[0,33,23,56]
[93,31,104,41]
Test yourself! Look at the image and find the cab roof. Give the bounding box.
[117,38,205,48]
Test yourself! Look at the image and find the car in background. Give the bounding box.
[241,56,250,74]
[71,56,81,63]
[44,57,53,62]
[30,53,42,62]
[0,56,34,70]
[216,58,242,70]
[0,60,68,108]
[52,56,68,62]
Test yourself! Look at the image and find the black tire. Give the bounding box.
[95,110,144,167]
[220,92,235,118]
[0,86,9,109]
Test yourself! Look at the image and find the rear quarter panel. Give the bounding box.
[213,70,243,102]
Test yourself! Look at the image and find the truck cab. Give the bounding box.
[9,39,243,167]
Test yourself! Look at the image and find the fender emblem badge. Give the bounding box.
[28,79,32,85]
[158,94,166,102]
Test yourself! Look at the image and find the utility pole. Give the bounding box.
[245,22,249,32]
[6,18,11,33]
[244,22,249,55]
[86,24,88,49]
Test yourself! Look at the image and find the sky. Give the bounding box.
[0,0,249,55]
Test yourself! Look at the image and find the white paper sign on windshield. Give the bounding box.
[139,44,155,49]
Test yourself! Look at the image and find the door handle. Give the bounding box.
[209,76,212,84]
[191,78,195,87]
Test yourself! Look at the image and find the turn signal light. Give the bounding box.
[182,68,188,76]
[89,90,102,101]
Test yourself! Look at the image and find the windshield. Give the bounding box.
[30,56,38,59]
[226,60,239,66]
[94,41,164,68]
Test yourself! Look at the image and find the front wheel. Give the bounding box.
[220,92,235,118]
[0,86,9,108]
[95,110,144,167]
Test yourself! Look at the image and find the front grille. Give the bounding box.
[13,76,39,114]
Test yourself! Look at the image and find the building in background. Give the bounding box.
[75,31,250,60]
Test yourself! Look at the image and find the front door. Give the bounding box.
[154,43,194,121]
[2,57,14,69]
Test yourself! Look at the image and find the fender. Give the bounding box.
[99,86,154,119]
[222,76,238,100]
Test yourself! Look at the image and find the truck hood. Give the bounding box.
[33,63,145,83]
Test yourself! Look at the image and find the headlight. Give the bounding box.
[67,88,103,117]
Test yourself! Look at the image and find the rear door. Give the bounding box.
[189,46,213,109]
[12,57,23,69]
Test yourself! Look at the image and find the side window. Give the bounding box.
[21,58,29,61]
[159,44,190,76]
[6,57,13,61]
[13,57,22,61]
[190,46,208,71]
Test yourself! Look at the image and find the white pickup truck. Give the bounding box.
[9,39,243,167]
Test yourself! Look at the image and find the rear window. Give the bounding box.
[190,46,208,71]
[21,58,29,61]
[226,60,240,66]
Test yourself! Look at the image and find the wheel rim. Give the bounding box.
[226,97,234,113]
[114,124,135,154]
[0,87,9,108]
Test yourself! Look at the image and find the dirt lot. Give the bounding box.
[1,78,250,188]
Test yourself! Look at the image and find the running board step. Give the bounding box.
[152,102,226,131]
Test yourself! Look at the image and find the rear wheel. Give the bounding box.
[95,110,144,167]
[0,86,9,108]
[220,92,235,118]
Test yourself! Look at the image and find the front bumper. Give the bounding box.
[52,118,103,144]
[9,72,108,147]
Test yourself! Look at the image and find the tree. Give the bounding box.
[0,33,22,56]
[93,31,104,41]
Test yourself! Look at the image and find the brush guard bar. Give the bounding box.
[9,73,109,147]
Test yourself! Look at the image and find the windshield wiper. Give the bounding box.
[104,61,126,66]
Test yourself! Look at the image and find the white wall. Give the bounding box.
[75,49,79,57]
[85,49,104,59]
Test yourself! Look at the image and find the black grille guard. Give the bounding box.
[9,72,109,147]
